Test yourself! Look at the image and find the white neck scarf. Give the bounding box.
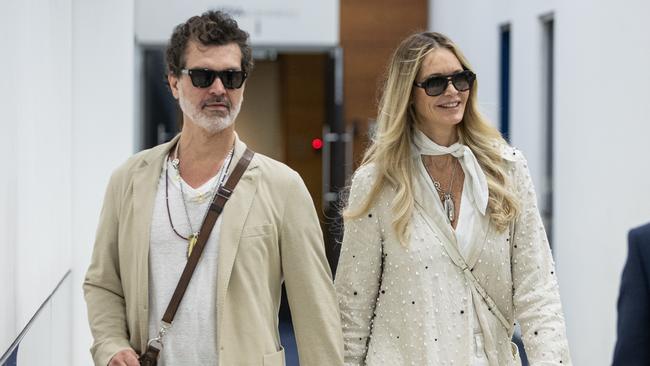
[412,127,489,215]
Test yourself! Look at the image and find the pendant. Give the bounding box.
[443,193,455,223]
[187,233,198,258]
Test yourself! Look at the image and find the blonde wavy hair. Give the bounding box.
[345,31,519,245]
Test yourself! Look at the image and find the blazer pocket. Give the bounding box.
[241,224,274,238]
[263,346,285,366]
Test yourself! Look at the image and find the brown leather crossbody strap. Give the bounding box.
[162,147,255,323]
[140,147,255,364]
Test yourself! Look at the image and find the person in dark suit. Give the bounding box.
[613,222,650,365]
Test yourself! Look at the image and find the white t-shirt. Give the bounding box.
[147,158,225,366]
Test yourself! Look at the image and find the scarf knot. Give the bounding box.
[412,128,489,215]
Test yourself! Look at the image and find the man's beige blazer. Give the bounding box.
[84,135,344,366]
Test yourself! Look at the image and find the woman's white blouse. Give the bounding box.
[335,146,572,366]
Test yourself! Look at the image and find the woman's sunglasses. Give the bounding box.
[413,70,476,97]
[181,68,247,89]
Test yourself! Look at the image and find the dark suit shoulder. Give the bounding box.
[626,222,650,279]
[613,221,650,365]
[630,222,650,247]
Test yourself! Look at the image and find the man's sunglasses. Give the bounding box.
[181,68,247,89]
[413,70,476,97]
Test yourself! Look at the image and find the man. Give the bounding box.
[84,10,343,366]
[612,222,650,366]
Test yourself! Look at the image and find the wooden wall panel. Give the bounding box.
[341,0,428,167]
[279,54,327,218]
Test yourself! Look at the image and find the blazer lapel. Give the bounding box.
[216,139,260,340]
[132,135,180,342]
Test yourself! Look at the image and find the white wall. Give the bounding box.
[15,274,72,365]
[0,1,19,352]
[135,0,339,47]
[430,0,650,364]
[0,1,135,365]
[71,0,135,365]
[0,0,73,355]
[554,0,650,363]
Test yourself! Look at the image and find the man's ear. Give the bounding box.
[168,73,180,99]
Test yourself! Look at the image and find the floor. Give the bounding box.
[279,320,299,365]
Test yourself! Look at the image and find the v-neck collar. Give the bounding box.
[413,156,491,268]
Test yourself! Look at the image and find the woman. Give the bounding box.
[335,32,572,366]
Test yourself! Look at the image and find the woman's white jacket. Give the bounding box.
[335,146,572,366]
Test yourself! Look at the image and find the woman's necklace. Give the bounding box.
[165,142,234,258]
[424,156,458,224]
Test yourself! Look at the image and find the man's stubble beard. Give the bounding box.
[178,90,243,134]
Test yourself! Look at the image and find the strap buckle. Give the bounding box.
[216,186,233,199]
[146,321,172,350]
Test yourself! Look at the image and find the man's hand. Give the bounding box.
[108,348,140,366]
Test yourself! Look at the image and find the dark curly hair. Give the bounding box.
[165,10,253,78]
